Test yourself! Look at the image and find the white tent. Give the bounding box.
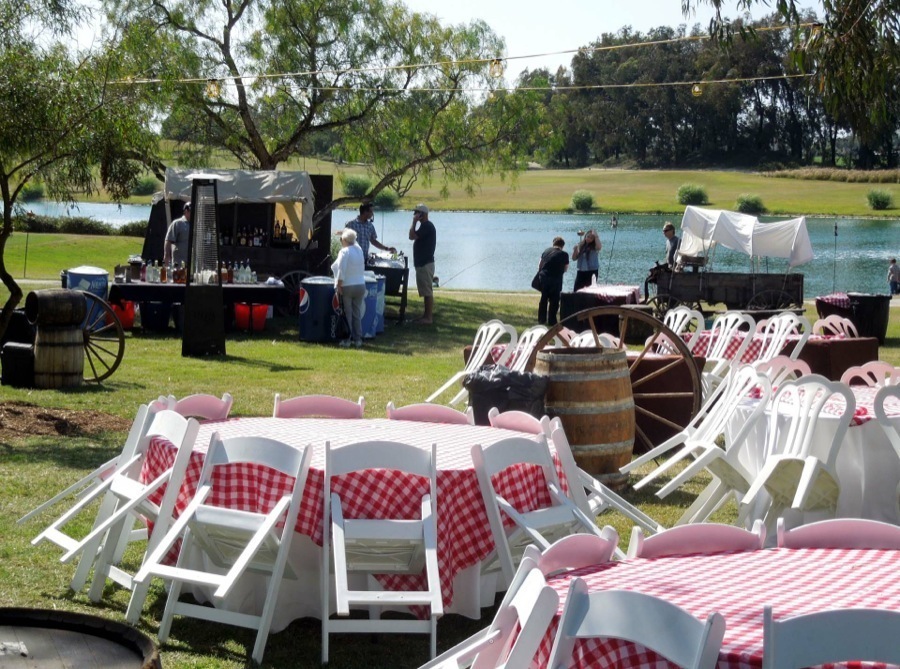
[677,206,813,268]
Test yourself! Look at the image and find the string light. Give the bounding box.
[489,59,505,78]
[205,78,221,98]
[691,83,704,97]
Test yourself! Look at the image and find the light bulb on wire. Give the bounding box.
[691,83,704,97]
[205,79,221,99]
[489,59,505,78]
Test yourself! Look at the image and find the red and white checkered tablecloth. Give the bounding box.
[536,547,900,669]
[686,331,836,365]
[576,284,641,304]
[142,417,563,610]
[818,292,852,310]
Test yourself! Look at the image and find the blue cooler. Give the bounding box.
[361,273,378,339]
[375,275,386,333]
[299,276,339,342]
[66,265,108,327]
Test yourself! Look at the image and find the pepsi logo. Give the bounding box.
[298,288,310,314]
[331,293,341,313]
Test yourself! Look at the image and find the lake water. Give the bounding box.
[24,201,900,298]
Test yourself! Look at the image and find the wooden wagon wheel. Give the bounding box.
[79,292,125,383]
[643,294,680,320]
[747,289,799,311]
[277,270,311,316]
[524,306,703,455]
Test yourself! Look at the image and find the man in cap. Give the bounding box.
[164,202,191,267]
[662,221,680,270]
[409,203,436,324]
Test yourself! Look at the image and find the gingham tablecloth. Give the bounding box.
[575,284,642,304]
[142,417,559,610]
[818,292,853,310]
[685,331,836,364]
[537,547,900,669]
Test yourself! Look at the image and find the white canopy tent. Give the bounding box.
[677,206,813,268]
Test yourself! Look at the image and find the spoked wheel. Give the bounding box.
[278,270,310,317]
[747,289,800,311]
[80,292,125,383]
[526,306,703,455]
[643,294,680,320]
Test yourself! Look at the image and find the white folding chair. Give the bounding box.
[487,408,551,435]
[40,410,200,606]
[131,433,312,665]
[508,324,549,373]
[426,320,517,406]
[701,311,756,397]
[521,529,619,576]
[812,314,860,338]
[840,361,900,387]
[762,605,900,669]
[627,521,765,559]
[548,579,726,669]
[22,403,158,593]
[322,440,442,663]
[754,313,810,364]
[568,331,619,348]
[874,384,900,462]
[552,427,663,557]
[273,393,364,418]
[417,558,558,669]
[168,392,233,420]
[664,306,704,346]
[754,355,810,387]
[776,516,900,549]
[387,401,473,425]
[471,435,608,588]
[741,375,856,531]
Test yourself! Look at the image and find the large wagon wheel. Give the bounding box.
[80,292,125,383]
[278,270,310,316]
[746,289,799,311]
[643,294,679,320]
[525,306,703,455]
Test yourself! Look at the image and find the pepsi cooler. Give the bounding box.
[299,276,340,342]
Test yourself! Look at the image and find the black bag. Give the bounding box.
[335,297,351,340]
[531,271,542,291]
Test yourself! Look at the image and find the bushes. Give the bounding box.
[677,183,708,205]
[736,194,766,214]
[131,176,160,196]
[767,167,900,183]
[12,215,146,236]
[373,189,399,209]
[340,174,372,197]
[867,189,894,210]
[118,221,148,237]
[20,182,44,201]
[571,190,595,212]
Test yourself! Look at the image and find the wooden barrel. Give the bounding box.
[534,347,635,490]
[25,289,86,327]
[33,326,83,389]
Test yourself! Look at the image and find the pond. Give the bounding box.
[23,201,900,298]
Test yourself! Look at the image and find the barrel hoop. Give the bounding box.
[570,441,634,455]
[546,398,635,414]
[539,369,630,382]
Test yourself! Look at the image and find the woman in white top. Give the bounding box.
[332,228,367,347]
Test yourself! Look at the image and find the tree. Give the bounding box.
[0,0,157,339]
[106,0,544,224]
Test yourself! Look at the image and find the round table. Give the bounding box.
[538,547,900,668]
[144,417,553,629]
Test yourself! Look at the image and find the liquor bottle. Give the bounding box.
[227,261,234,284]
[151,260,159,283]
[159,262,167,284]
[220,261,228,284]
[281,221,288,240]
[140,262,147,282]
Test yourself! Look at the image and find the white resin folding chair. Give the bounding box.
[551,427,663,557]
[776,516,900,549]
[49,410,200,605]
[754,355,810,387]
[741,375,856,530]
[487,408,551,435]
[508,324,549,373]
[273,393,364,419]
[387,401,474,425]
[762,605,900,669]
[664,306,705,348]
[322,440,442,663]
[522,529,619,576]
[167,392,233,420]
[471,435,608,587]
[131,433,312,665]
[548,579,726,669]
[417,558,558,669]
[839,361,900,387]
[426,319,517,406]
[754,313,811,364]
[701,311,757,397]
[627,521,765,559]
[21,403,158,592]
[568,330,619,348]
[812,314,860,338]
[874,384,900,462]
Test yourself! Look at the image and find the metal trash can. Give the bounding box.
[299,276,339,342]
[848,293,892,344]
[361,273,378,339]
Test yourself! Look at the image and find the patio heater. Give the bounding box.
[181,175,226,357]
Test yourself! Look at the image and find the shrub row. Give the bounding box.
[11,215,146,237]
[339,174,400,209]
[766,167,900,183]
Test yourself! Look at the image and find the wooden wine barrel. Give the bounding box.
[33,326,84,389]
[534,347,635,490]
[25,289,86,327]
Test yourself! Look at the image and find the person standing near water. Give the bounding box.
[164,203,191,267]
[889,258,900,295]
[572,229,601,290]
[409,204,436,324]
[537,236,569,325]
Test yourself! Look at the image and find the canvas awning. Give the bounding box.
[677,206,814,268]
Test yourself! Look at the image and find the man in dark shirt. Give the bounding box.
[409,203,436,324]
[537,236,569,325]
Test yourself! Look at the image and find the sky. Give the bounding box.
[400,0,821,77]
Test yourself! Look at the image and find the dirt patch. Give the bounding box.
[0,401,130,442]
